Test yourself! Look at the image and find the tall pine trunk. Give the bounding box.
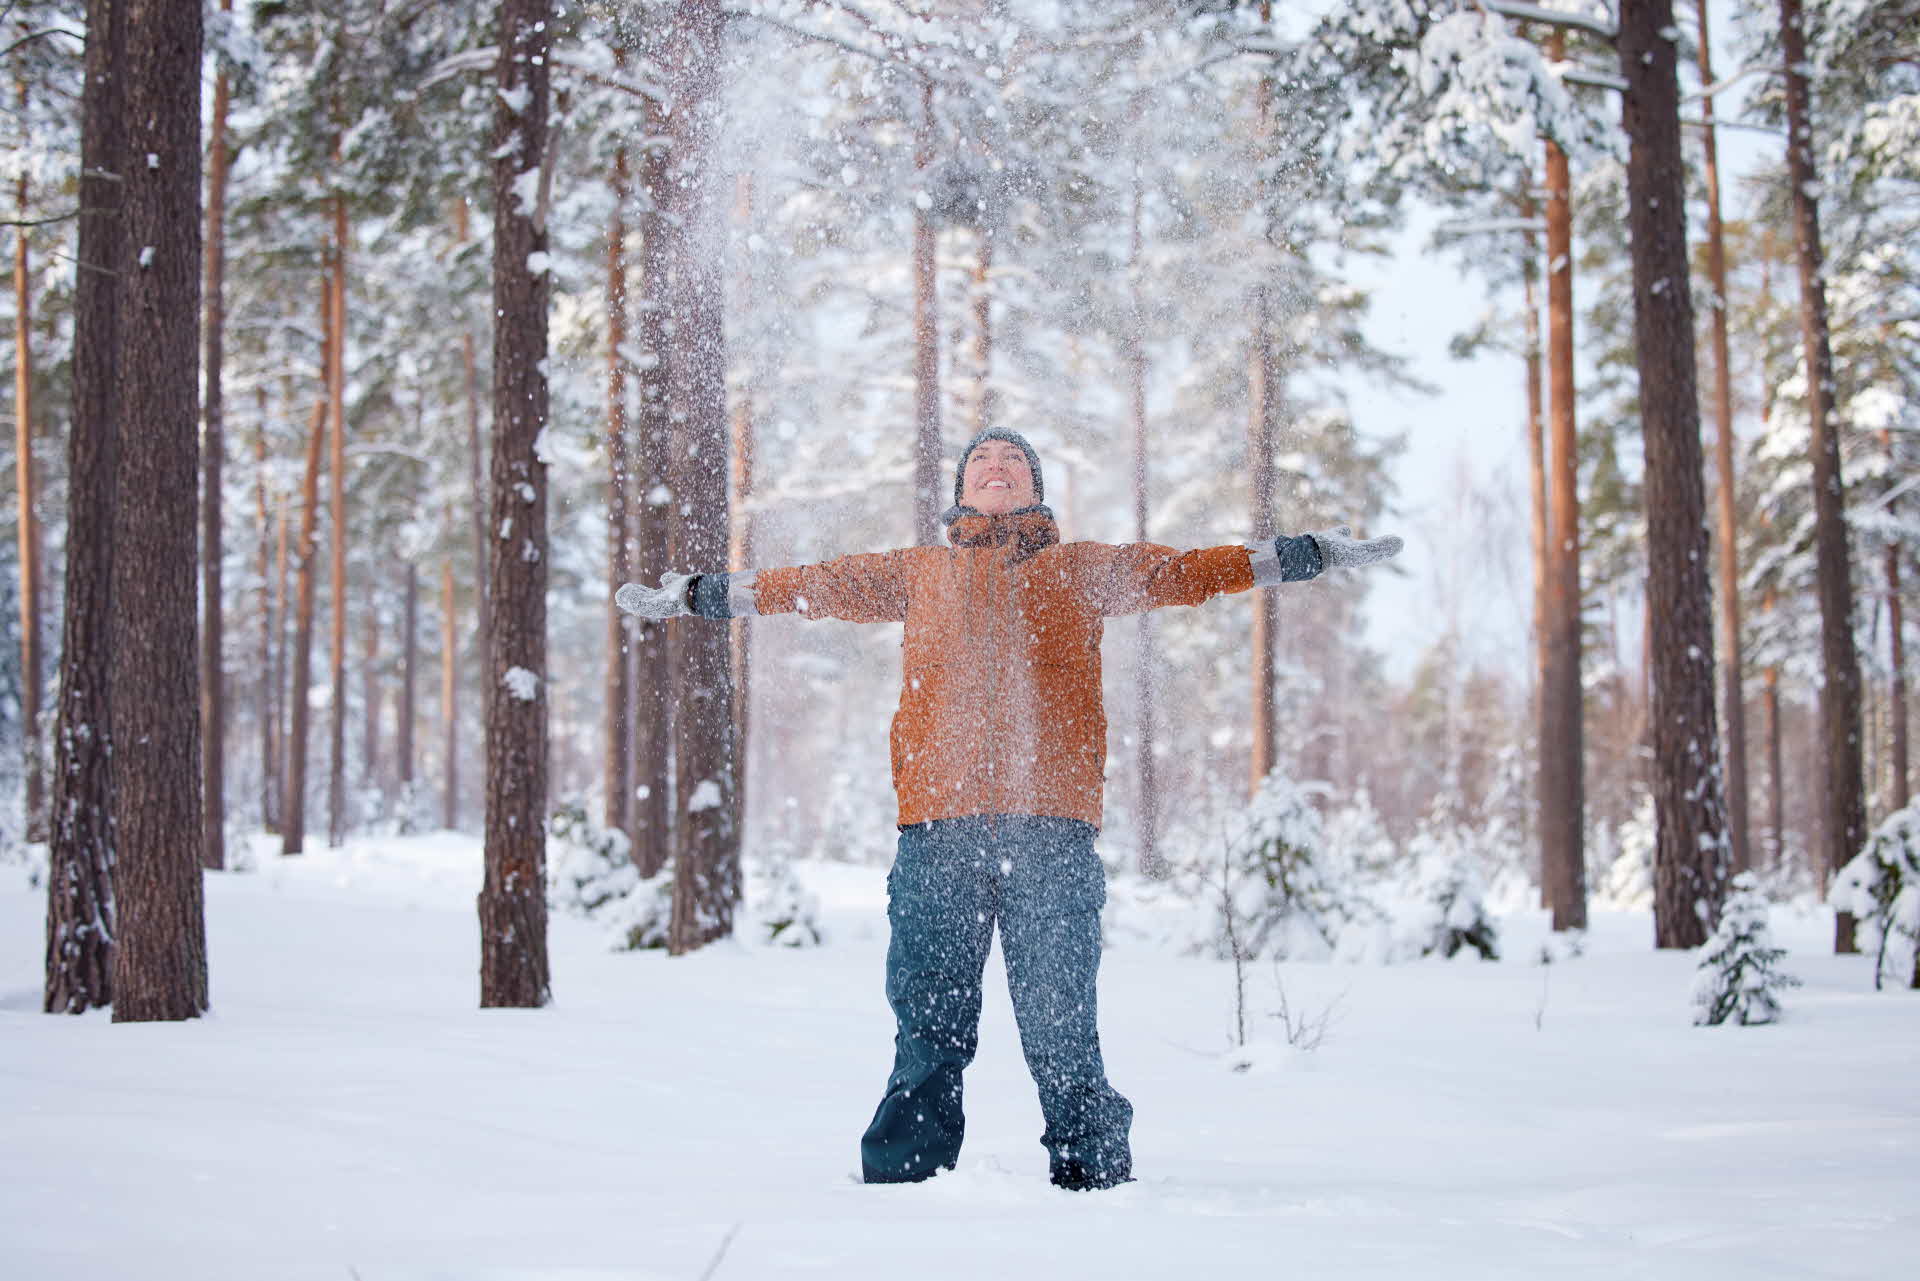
[1621,0,1731,949]
[44,0,125,1015]
[911,80,941,547]
[200,3,233,871]
[656,0,739,954]
[399,564,416,795]
[729,172,756,825]
[605,138,633,842]
[256,405,280,831]
[631,93,674,880]
[1695,0,1750,875]
[967,232,994,435]
[1778,0,1866,951]
[441,559,458,830]
[326,196,349,846]
[456,198,490,780]
[1523,185,1548,892]
[1247,58,1280,794]
[13,80,45,844]
[282,395,327,856]
[1887,544,1908,810]
[1247,277,1279,794]
[1540,57,1587,931]
[1126,154,1161,876]
[111,0,207,1022]
[361,604,380,790]
[479,0,553,1007]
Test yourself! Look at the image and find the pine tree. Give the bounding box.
[1692,872,1800,1025]
[110,0,208,1023]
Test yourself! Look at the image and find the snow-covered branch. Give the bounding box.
[1434,217,1547,237]
[1480,1,1619,42]
[1683,64,1768,104]
[1558,65,1627,93]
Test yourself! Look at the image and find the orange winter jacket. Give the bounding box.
[751,509,1255,829]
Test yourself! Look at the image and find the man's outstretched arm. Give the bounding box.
[1094,525,1403,615]
[1247,526,1403,587]
[616,550,911,624]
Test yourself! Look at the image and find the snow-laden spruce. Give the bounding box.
[1188,772,1498,965]
[1831,806,1920,991]
[1692,873,1801,1027]
[545,802,823,950]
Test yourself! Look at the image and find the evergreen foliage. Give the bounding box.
[1832,806,1920,990]
[1691,872,1800,1026]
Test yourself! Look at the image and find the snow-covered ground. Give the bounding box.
[3,832,1917,1280]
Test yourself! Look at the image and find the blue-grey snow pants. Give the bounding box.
[859,815,1134,1186]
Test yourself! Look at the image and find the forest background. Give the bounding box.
[2,0,1916,1009]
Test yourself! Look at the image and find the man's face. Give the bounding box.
[960,439,1036,516]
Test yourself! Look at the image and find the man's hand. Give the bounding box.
[615,571,696,619]
[1309,526,1403,571]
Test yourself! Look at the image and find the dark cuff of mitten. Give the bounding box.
[689,572,734,619]
[1275,534,1323,582]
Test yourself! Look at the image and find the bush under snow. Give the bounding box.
[1831,806,1920,991]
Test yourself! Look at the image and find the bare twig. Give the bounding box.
[1,26,83,61]
[3,208,82,228]
[1270,965,1343,1051]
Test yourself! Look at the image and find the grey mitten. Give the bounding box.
[614,571,696,619]
[1309,525,1403,571]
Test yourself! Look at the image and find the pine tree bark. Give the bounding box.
[361,604,380,789]
[399,563,416,792]
[968,232,994,435]
[257,403,281,831]
[1247,62,1280,795]
[479,0,553,1007]
[111,0,207,1022]
[1621,0,1732,949]
[1695,0,1750,875]
[441,558,458,829]
[605,137,633,842]
[14,78,45,845]
[455,198,491,747]
[1778,0,1866,952]
[654,0,739,954]
[1881,432,1908,811]
[44,0,125,1016]
[326,195,349,847]
[1540,53,1587,931]
[1765,651,1785,865]
[1523,187,1548,902]
[627,83,677,881]
[283,394,327,856]
[1887,543,1908,810]
[911,80,941,547]
[1126,156,1161,877]
[1248,280,1280,795]
[729,171,756,826]
[199,5,233,871]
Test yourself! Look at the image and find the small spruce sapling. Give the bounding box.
[1692,873,1800,1026]
[546,801,672,950]
[1831,806,1920,991]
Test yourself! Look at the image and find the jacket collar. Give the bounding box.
[942,504,1060,561]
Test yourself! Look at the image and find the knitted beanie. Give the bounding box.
[952,427,1045,508]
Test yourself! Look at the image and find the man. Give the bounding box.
[617,427,1402,1190]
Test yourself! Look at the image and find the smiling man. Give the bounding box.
[617,426,1402,1191]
